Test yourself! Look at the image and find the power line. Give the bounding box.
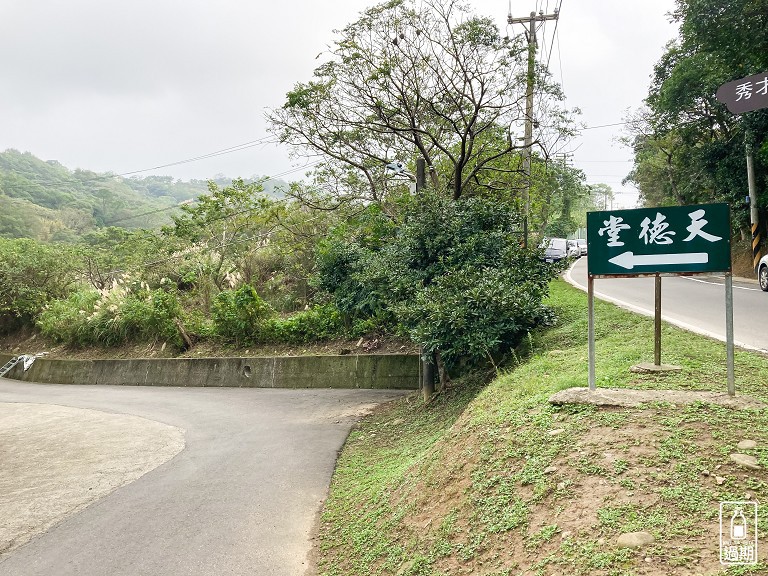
[114,136,279,179]
[0,135,281,196]
[544,0,562,75]
[580,120,639,131]
[1,136,322,227]
[103,159,323,225]
[555,23,564,91]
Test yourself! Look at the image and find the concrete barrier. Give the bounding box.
[0,353,419,390]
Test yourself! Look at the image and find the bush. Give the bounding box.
[37,286,182,347]
[37,290,101,345]
[397,266,554,370]
[264,304,345,344]
[211,284,274,344]
[0,238,79,332]
[314,192,559,374]
[111,289,181,345]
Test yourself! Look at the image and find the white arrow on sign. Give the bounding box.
[608,251,709,270]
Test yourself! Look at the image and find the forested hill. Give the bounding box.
[0,149,285,241]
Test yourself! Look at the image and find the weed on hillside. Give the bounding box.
[316,280,768,576]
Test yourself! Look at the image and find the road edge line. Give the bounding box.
[564,259,767,354]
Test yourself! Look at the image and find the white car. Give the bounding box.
[759,253,768,291]
[566,239,581,258]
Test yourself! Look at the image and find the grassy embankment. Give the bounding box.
[317,279,768,576]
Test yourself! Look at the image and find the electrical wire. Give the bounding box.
[0,134,322,226]
[0,135,281,199]
[545,0,562,75]
[555,25,564,91]
[114,137,279,179]
[103,159,323,225]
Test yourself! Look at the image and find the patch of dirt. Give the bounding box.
[732,241,758,279]
[377,404,766,576]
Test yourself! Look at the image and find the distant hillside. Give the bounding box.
[0,149,287,242]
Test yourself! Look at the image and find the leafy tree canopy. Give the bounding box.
[268,0,573,205]
[626,0,768,232]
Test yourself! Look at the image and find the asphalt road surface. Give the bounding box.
[568,256,768,353]
[0,380,408,576]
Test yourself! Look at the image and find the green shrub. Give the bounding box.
[211,284,274,344]
[37,286,182,347]
[265,304,344,344]
[37,290,101,345]
[0,238,79,332]
[397,266,554,369]
[314,192,558,373]
[109,289,181,345]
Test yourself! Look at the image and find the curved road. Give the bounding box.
[567,256,768,353]
[0,380,407,576]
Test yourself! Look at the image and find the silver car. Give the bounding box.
[759,253,768,291]
[542,238,569,262]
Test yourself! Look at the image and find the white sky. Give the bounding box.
[0,0,678,207]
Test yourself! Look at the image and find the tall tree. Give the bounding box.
[268,0,570,204]
[163,179,277,295]
[626,0,768,234]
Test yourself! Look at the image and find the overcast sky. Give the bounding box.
[0,0,678,207]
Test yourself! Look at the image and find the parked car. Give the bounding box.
[541,238,569,263]
[567,239,581,258]
[759,253,768,291]
[576,238,588,256]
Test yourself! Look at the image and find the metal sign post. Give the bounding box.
[726,273,735,396]
[654,274,662,366]
[586,203,735,395]
[588,275,595,391]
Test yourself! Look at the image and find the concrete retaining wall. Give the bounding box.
[0,353,419,390]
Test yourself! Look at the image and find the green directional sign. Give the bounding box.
[587,203,731,276]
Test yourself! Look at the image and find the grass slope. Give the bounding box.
[317,279,768,576]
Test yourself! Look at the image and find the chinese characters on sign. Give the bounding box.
[597,210,722,248]
[734,76,768,101]
[587,204,731,276]
[720,502,758,566]
[716,71,768,114]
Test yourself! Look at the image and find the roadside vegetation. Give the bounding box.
[3,0,765,365]
[318,280,768,575]
[0,0,591,376]
[1,1,766,572]
[624,0,767,239]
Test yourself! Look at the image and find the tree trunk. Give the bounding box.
[174,318,194,351]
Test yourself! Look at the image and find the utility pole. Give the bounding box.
[508,5,559,248]
[416,157,435,403]
[746,135,762,273]
[555,152,573,167]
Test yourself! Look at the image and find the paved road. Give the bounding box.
[568,256,768,353]
[0,380,408,576]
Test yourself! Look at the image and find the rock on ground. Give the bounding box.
[729,453,760,470]
[616,531,655,549]
[549,387,765,410]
